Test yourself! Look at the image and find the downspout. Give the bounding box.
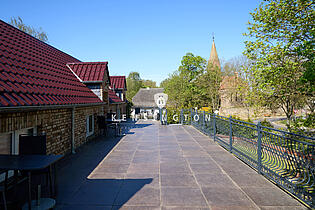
[71,107,76,154]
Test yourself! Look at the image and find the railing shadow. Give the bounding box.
[108,121,153,135]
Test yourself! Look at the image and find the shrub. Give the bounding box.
[260,119,274,128]
[166,107,181,124]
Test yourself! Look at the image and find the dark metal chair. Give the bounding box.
[98,115,116,136]
[0,168,23,210]
[0,169,8,210]
[0,186,7,210]
[97,116,106,135]
[19,135,53,197]
[19,134,46,155]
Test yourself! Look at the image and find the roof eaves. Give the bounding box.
[110,101,123,105]
[83,81,103,84]
[0,102,106,113]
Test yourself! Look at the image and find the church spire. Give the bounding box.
[207,35,221,70]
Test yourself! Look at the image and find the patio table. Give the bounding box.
[0,154,63,210]
[106,119,124,136]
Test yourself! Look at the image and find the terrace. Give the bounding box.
[54,120,307,209]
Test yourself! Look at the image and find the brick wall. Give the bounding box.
[37,109,72,154]
[73,106,102,148]
[0,105,104,155]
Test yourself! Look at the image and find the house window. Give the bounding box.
[86,115,94,137]
[0,127,35,155]
[13,128,35,154]
[0,127,35,181]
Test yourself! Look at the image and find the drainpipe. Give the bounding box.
[71,107,76,154]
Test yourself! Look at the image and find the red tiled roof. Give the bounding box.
[67,62,108,82]
[108,89,122,104]
[0,20,102,107]
[110,76,126,90]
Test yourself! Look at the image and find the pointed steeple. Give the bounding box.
[207,36,221,70]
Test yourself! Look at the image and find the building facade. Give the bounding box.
[109,76,127,117]
[0,20,106,155]
[132,88,164,119]
[207,39,244,110]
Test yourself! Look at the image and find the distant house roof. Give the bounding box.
[132,88,164,108]
[67,62,110,83]
[110,76,126,90]
[0,20,102,107]
[108,89,123,104]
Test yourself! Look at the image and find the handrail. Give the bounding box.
[181,108,315,208]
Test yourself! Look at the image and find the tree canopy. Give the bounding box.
[126,72,143,102]
[161,52,224,110]
[126,72,158,102]
[243,0,315,120]
[142,80,157,88]
[9,17,48,42]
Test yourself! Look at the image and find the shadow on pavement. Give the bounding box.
[56,178,153,210]
[54,127,154,209]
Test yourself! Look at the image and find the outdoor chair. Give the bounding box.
[0,185,7,210]
[97,116,106,135]
[0,169,8,210]
[0,168,24,210]
[97,115,117,137]
[19,134,46,155]
[19,134,53,197]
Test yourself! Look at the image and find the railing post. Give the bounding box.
[165,109,168,125]
[180,109,183,124]
[213,113,216,141]
[257,122,262,174]
[229,116,233,153]
[202,111,205,132]
[190,108,193,125]
[159,108,162,125]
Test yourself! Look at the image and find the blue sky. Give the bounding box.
[1,0,261,85]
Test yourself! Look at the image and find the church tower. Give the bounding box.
[207,37,221,71]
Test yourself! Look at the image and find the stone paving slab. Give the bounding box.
[55,120,307,210]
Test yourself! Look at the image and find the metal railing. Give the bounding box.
[182,109,315,208]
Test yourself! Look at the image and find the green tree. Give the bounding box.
[161,71,185,108]
[195,62,222,111]
[243,0,314,123]
[9,17,48,42]
[142,79,157,88]
[163,53,206,109]
[126,72,143,102]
